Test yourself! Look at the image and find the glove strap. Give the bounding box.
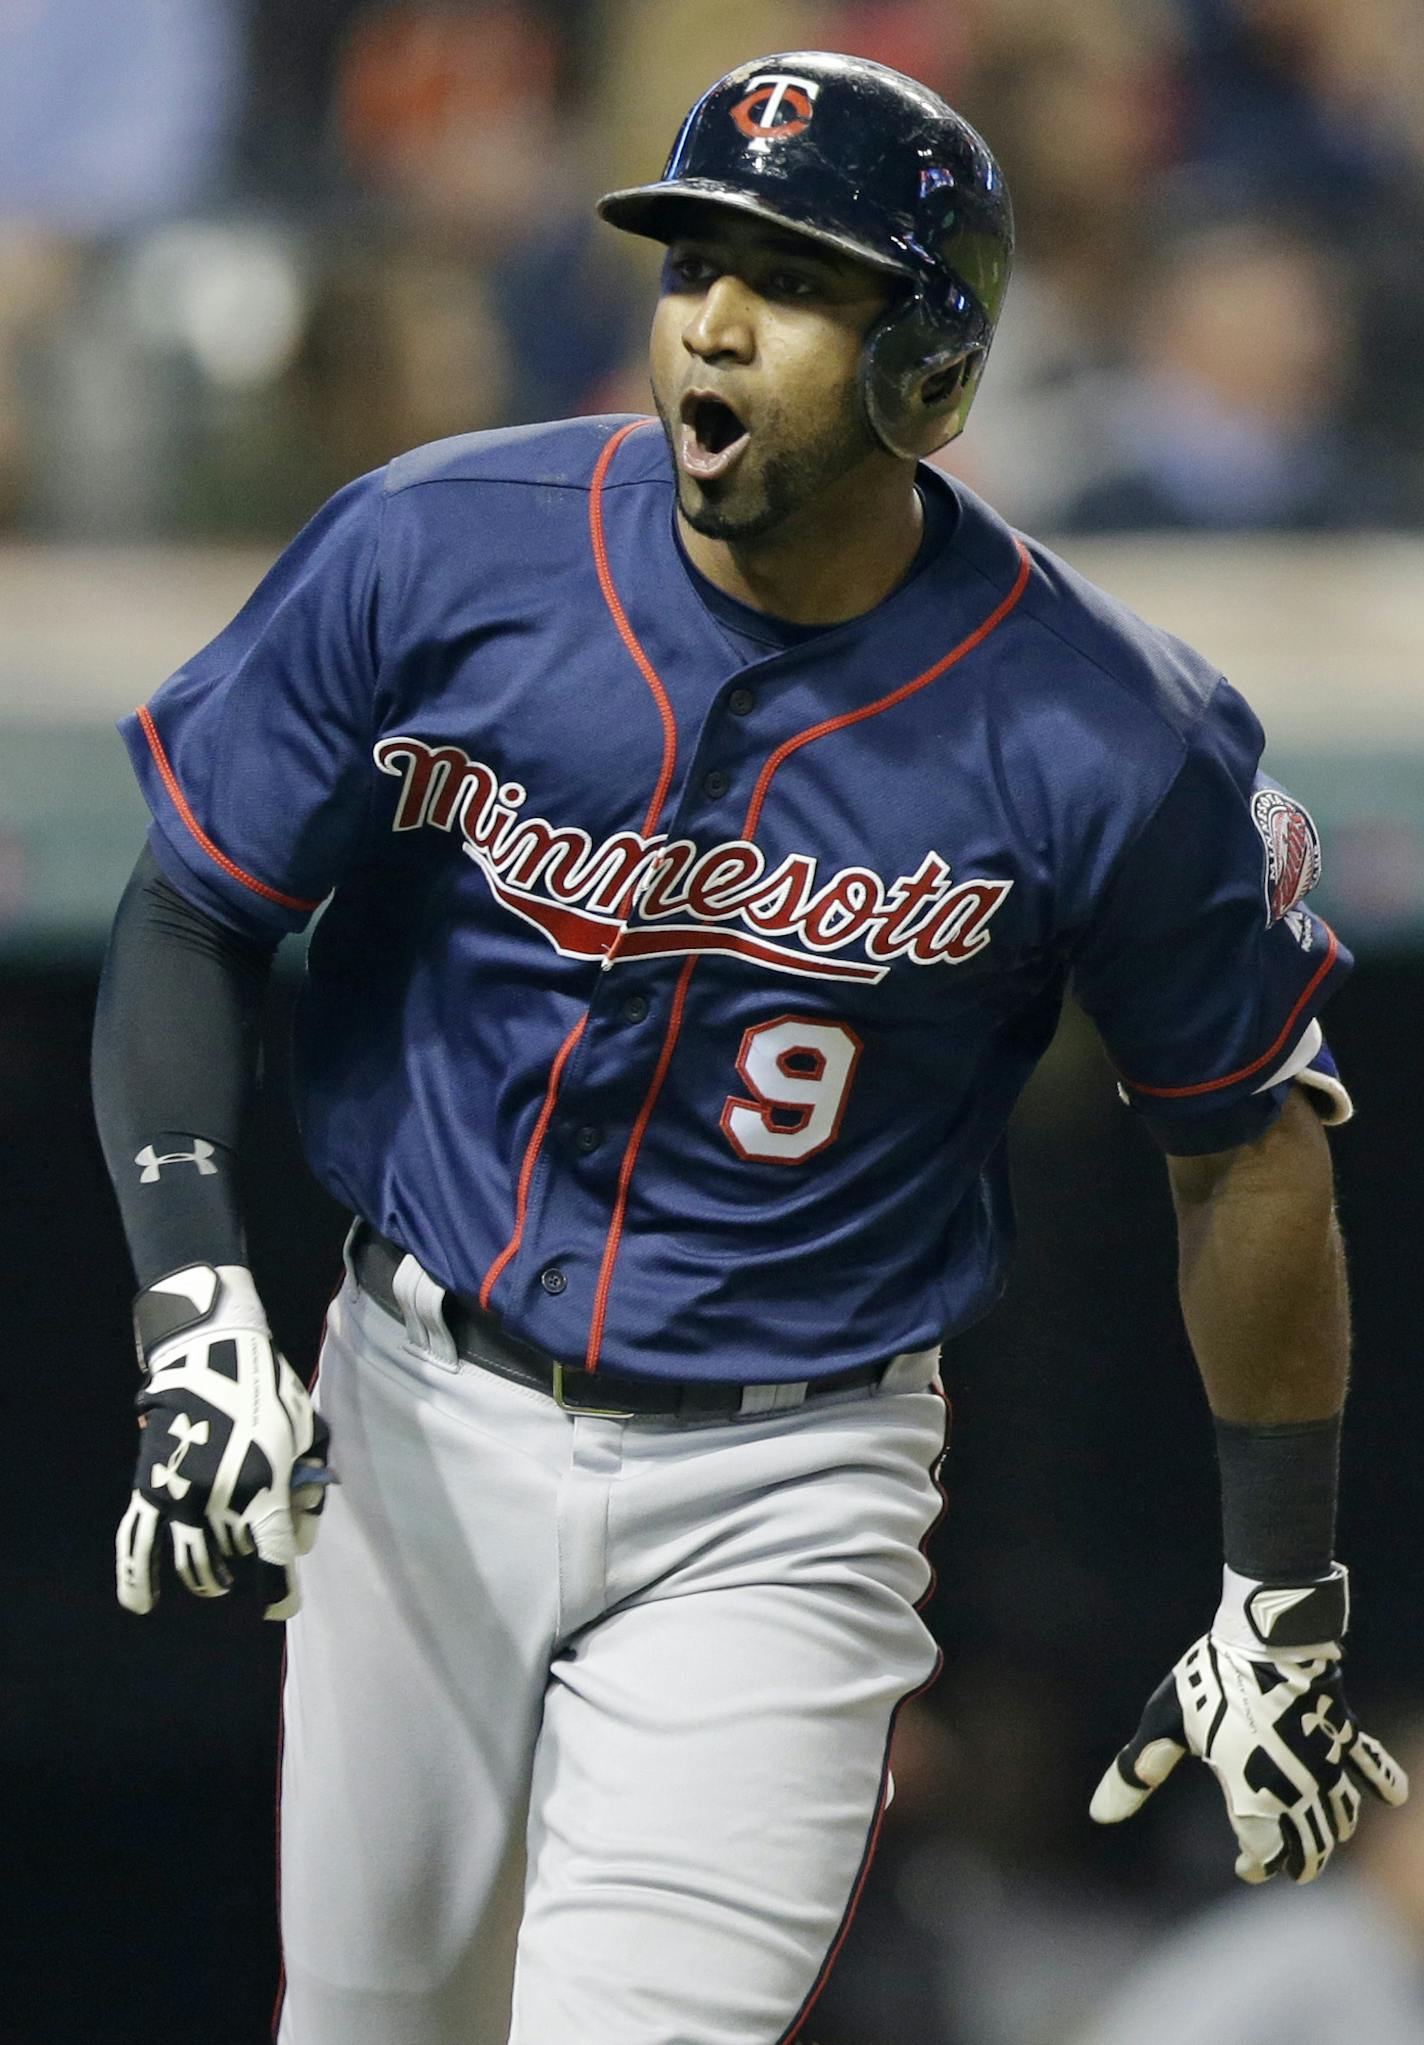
[132,1263,268,1370]
[1212,1561,1350,1658]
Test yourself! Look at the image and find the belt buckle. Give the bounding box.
[551,1361,637,1420]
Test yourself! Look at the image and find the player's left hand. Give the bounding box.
[115,1263,335,1622]
[1090,1563,1408,1882]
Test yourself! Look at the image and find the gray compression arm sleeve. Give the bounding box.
[92,843,277,1288]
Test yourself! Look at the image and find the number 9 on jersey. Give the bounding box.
[720,1016,863,1165]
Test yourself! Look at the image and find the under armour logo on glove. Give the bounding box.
[149,1411,210,1499]
[116,1265,335,1621]
[1091,1564,1408,1883]
[1301,1697,1351,1767]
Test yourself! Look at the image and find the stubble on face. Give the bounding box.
[652,379,879,544]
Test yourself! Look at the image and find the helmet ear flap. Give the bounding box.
[862,294,987,459]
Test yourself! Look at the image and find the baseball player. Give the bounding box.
[92,51,1406,2045]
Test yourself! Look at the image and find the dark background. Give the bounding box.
[4,952,1419,2045]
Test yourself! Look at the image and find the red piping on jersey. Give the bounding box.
[479,1014,589,1310]
[585,954,698,1371]
[480,422,676,1312]
[1123,925,1340,1098]
[740,539,1033,841]
[136,704,322,913]
[778,1385,951,2044]
[589,419,679,839]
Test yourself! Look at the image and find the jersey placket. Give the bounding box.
[479,423,813,1371]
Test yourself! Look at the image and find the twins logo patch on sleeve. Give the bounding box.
[1251,785,1323,928]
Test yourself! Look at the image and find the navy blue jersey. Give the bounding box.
[120,417,1350,1382]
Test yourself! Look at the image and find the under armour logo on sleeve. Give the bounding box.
[135,1141,218,1182]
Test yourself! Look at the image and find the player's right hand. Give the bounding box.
[115,1264,334,1622]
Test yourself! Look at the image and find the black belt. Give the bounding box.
[350,1224,903,1421]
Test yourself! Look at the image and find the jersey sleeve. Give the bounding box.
[118,469,384,938]
[1071,678,1352,1154]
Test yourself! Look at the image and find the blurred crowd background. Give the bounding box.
[3,0,1424,538]
[3,3,1424,2043]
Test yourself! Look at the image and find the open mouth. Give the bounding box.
[679,390,751,482]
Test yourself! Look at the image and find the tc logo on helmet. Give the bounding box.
[730,73,821,144]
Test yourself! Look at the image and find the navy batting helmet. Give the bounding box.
[597,51,1014,459]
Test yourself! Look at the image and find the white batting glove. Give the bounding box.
[115,1264,334,1622]
[1090,1564,1408,1882]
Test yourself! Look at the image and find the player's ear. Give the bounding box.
[920,357,971,409]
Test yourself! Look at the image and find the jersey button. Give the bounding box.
[622,993,650,1023]
[540,1267,567,1296]
[574,1125,603,1154]
[728,687,755,716]
[702,769,730,799]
